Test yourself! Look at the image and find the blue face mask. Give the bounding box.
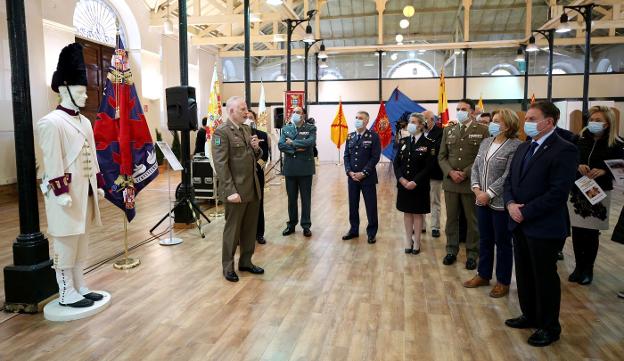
[355,119,364,129]
[587,121,605,134]
[291,113,302,125]
[457,110,470,124]
[407,123,419,135]
[488,122,501,137]
[524,121,540,138]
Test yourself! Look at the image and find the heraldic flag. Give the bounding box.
[477,95,485,112]
[257,80,269,131]
[94,41,158,222]
[438,71,450,126]
[371,101,392,150]
[330,100,349,148]
[206,64,223,140]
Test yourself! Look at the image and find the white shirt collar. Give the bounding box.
[534,127,555,148]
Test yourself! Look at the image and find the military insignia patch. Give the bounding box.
[215,136,221,146]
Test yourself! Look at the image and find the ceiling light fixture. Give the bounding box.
[395,34,403,43]
[526,36,539,52]
[267,0,283,6]
[557,13,572,33]
[514,47,525,62]
[400,19,409,29]
[403,5,415,18]
[303,24,315,43]
[317,43,328,59]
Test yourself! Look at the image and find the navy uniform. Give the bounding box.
[278,121,317,234]
[343,129,381,241]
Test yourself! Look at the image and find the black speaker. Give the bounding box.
[273,107,284,129]
[166,86,198,131]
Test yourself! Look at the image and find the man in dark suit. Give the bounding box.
[342,111,381,244]
[527,120,578,261]
[503,101,578,347]
[246,110,270,244]
[423,111,443,238]
[194,117,208,155]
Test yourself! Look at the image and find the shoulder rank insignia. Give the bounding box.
[214,136,221,146]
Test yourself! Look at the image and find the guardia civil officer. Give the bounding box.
[278,106,317,237]
[342,111,381,244]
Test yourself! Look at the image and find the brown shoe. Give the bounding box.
[463,275,490,288]
[489,283,510,298]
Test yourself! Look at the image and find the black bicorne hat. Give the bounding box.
[51,43,88,93]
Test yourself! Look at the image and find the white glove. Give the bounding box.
[55,193,72,207]
[97,188,105,200]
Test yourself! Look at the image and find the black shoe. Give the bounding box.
[59,298,94,308]
[412,248,420,255]
[282,227,295,236]
[82,292,104,301]
[367,236,376,244]
[303,228,312,237]
[505,315,536,329]
[224,271,239,282]
[465,258,477,270]
[527,329,560,347]
[617,290,624,299]
[256,236,266,244]
[442,254,456,265]
[432,229,440,238]
[557,251,564,261]
[342,232,358,240]
[578,268,593,285]
[568,267,582,282]
[239,265,265,274]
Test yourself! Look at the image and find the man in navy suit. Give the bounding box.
[503,101,578,347]
[342,111,381,244]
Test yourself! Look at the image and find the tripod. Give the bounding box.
[150,184,211,238]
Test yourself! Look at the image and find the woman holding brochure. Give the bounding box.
[568,106,623,285]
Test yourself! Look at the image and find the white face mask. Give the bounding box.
[407,123,419,135]
[244,118,255,126]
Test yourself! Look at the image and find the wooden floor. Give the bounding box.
[0,164,623,361]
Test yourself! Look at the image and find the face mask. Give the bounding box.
[244,118,254,126]
[524,121,540,138]
[587,121,604,134]
[488,122,501,137]
[355,119,364,129]
[291,113,301,125]
[457,110,470,124]
[407,123,419,135]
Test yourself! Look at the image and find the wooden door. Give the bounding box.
[75,38,114,123]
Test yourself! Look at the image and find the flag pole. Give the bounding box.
[113,213,140,270]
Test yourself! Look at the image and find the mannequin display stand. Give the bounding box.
[44,291,111,322]
[160,160,183,246]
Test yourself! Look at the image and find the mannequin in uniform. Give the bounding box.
[38,43,106,308]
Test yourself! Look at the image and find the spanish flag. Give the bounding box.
[477,95,485,112]
[330,100,348,148]
[438,71,449,126]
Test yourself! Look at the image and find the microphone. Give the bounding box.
[250,120,257,136]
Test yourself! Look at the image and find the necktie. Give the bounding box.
[460,124,466,137]
[357,134,361,142]
[521,142,539,174]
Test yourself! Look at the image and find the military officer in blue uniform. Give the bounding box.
[278,106,317,237]
[342,111,381,244]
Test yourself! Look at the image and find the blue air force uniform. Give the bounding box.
[343,129,381,239]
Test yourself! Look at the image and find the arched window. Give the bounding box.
[320,70,343,80]
[387,59,438,78]
[546,62,577,75]
[73,0,126,47]
[488,64,520,76]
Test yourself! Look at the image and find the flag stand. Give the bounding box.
[335,148,342,165]
[159,161,183,246]
[113,215,140,270]
[209,177,224,218]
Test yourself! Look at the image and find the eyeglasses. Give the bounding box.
[294,110,303,114]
